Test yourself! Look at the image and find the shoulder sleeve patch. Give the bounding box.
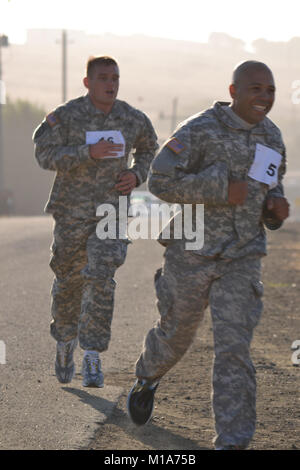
[46,112,59,128]
[166,137,185,154]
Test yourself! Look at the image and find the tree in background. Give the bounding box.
[2,98,53,215]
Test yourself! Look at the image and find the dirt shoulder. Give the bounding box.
[89,222,300,451]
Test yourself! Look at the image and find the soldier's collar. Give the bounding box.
[213,101,268,135]
[84,94,122,119]
[84,94,103,115]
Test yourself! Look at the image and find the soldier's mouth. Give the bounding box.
[253,105,267,112]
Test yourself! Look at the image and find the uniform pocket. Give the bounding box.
[154,268,173,319]
[84,236,131,281]
[248,280,264,329]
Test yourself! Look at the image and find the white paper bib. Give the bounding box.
[248,143,282,188]
[86,130,125,158]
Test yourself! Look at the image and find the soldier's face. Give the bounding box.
[229,68,275,124]
[84,64,119,111]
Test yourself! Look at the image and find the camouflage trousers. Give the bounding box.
[49,215,129,352]
[135,241,263,449]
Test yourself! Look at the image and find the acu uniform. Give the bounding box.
[135,101,286,449]
[33,94,158,352]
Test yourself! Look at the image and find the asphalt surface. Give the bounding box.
[0,216,164,450]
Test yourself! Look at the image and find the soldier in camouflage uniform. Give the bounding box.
[33,56,158,387]
[127,61,289,449]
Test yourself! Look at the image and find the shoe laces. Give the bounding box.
[57,339,77,367]
[134,380,159,405]
[85,354,100,375]
[57,342,71,367]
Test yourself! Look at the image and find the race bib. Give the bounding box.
[248,143,282,188]
[86,130,125,158]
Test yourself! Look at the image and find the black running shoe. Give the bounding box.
[127,379,159,426]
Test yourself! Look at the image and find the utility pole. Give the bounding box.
[158,97,182,138]
[170,97,178,133]
[62,29,67,102]
[57,30,73,103]
[0,34,9,211]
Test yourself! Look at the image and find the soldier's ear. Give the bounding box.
[83,77,89,89]
[229,84,236,99]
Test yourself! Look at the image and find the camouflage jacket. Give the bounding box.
[33,95,158,218]
[148,101,287,259]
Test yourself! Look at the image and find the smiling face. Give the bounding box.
[83,63,120,113]
[229,66,275,124]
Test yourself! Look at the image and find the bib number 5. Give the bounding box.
[266,163,277,177]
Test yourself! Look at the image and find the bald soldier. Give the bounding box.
[127,61,289,449]
[33,56,158,388]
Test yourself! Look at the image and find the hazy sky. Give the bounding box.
[1,0,300,48]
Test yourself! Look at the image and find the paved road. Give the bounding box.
[0,216,164,450]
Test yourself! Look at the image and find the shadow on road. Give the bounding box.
[62,386,120,425]
[62,386,208,450]
[107,405,208,451]
[61,386,207,450]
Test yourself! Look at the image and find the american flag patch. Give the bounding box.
[46,112,59,128]
[166,138,185,154]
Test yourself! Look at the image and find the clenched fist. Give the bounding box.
[266,197,290,221]
[114,171,138,195]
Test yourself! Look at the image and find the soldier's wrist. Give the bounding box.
[78,144,92,162]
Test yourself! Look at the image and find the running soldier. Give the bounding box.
[33,56,158,388]
[127,61,289,449]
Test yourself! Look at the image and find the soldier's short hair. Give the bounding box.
[232,60,273,86]
[86,56,119,77]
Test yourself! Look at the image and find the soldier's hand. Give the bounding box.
[266,197,290,221]
[89,140,124,159]
[114,171,138,195]
[228,180,248,206]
